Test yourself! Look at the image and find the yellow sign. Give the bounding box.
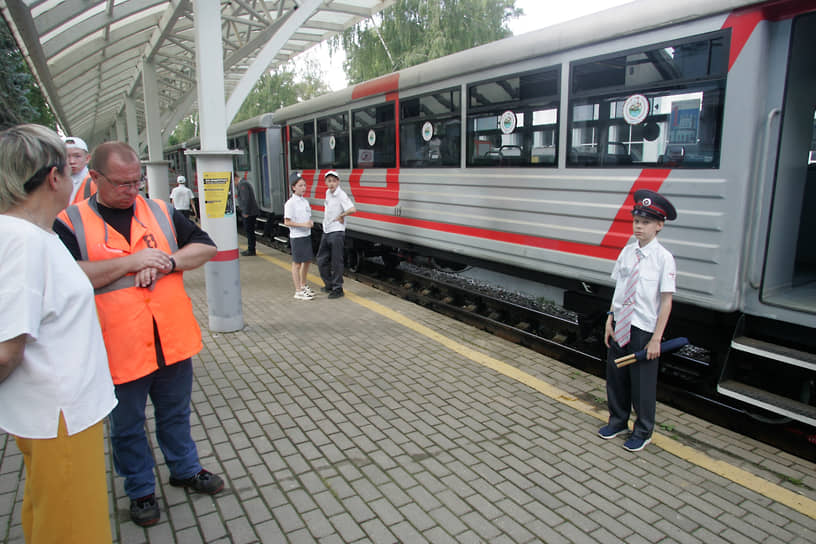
[202,172,233,218]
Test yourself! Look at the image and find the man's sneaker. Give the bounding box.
[302,285,315,296]
[169,469,224,495]
[294,290,313,300]
[241,249,256,256]
[623,435,652,452]
[130,494,160,527]
[327,289,344,299]
[598,425,628,440]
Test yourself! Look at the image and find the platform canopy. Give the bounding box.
[1,0,393,147]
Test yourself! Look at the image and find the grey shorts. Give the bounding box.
[291,236,313,263]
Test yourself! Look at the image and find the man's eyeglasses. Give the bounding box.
[97,171,145,191]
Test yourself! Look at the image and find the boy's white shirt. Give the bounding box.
[610,237,676,334]
[322,186,354,233]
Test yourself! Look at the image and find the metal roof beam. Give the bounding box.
[225,0,323,124]
[41,0,163,58]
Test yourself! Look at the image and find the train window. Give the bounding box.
[352,103,396,168]
[289,121,316,170]
[568,33,728,168]
[466,67,560,167]
[400,88,461,168]
[230,135,250,171]
[317,113,350,169]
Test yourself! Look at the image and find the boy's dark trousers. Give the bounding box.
[316,231,345,291]
[605,325,659,440]
[244,215,257,252]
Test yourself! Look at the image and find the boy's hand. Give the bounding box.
[604,317,614,348]
[646,337,662,359]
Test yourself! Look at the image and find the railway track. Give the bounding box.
[348,263,602,372]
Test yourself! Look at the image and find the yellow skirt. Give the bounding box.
[15,413,112,544]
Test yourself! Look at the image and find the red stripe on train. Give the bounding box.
[600,169,671,250]
[723,0,816,72]
[723,9,763,71]
[304,168,669,261]
[351,73,400,100]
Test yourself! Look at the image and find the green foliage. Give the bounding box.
[0,18,55,130]
[233,58,330,123]
[167,114,198,146]
[168,58,329,145]
[335,0,521,84]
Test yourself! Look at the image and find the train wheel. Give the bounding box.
[431,257,469,273]
[382,253,401,270]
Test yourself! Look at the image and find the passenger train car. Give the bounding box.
[170,0,816,442]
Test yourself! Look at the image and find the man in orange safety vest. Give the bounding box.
[55,141,223,528]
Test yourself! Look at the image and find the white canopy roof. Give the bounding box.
[1,0,393,146]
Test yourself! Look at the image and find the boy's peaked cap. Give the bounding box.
[632,189,676,221]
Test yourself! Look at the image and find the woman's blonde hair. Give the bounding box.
[0,124,66,213]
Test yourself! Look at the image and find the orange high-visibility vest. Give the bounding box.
[58,195,202,384]
[70,173,97,204]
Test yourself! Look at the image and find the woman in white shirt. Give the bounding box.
[283,172,315,300]
[0,124,117,543]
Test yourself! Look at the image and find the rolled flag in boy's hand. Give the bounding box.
[615,337,689,368]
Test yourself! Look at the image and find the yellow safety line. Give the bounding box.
[256,250,816,519]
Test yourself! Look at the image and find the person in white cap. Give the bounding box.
[170,175,196,220]
[63,136,96,204]
[316,170,356,298]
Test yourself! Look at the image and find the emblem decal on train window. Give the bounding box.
[298,140,304,153]
[623,94,649,125]
[329,135,336,150]
[368,129,377,146]
[499,111,517,134]
[422,121,434,142]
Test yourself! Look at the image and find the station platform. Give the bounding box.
[2,243,816,543]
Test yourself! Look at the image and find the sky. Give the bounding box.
[300,0,634,92]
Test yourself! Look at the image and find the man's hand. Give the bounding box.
[130,248,172,273]
[134,267,160,289]
[604,317,614,348]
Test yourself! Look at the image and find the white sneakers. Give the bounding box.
[294,285,315,300]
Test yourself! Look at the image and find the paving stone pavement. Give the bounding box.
[1,244,815,543]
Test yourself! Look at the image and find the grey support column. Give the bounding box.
[142,62,170,201]
[191,0,243,332]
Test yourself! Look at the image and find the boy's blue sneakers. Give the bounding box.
[623,435,652,452]
[598,425,628,440]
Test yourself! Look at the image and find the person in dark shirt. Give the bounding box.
[236,173,260,256]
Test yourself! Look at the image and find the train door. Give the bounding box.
[762,11,816,314]
[256,130,270,209]
[265,126,286,214]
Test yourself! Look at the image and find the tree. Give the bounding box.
[0,18,55,130]
[335,0,521,84]
[167,114,198,146]
[233,57,330,123]
[168,57,330,144]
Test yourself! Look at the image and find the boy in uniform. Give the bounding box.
[316,171,356,298]
[598,189,677,452]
